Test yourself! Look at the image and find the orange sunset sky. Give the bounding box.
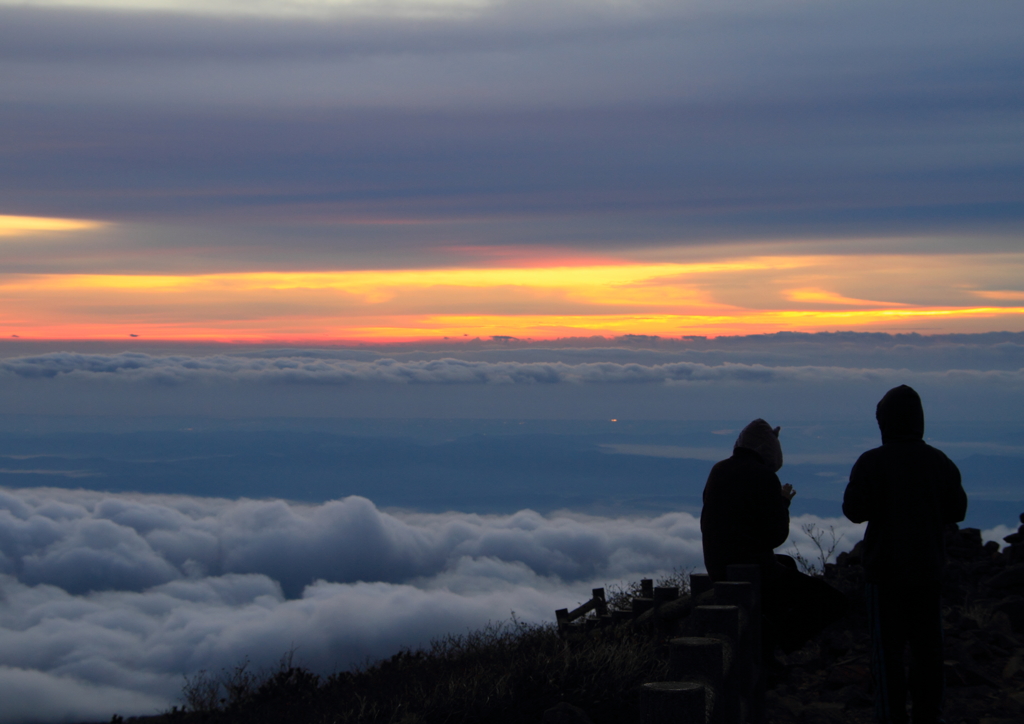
[2,214,1023,342]
[1,1,1021,345]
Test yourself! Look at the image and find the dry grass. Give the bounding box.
[605,568,692,612]
[178,617,668,724]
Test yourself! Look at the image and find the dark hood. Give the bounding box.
[734,418,783,472]
[876,384,925,443]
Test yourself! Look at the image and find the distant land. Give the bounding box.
[1,418,1018,530]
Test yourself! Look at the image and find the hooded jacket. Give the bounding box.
[701,419,791,581]
[843,385,967,584]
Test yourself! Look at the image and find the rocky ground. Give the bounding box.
[763,517,1024,724]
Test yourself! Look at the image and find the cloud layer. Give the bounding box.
[0,488,707,596]
[1,0,1020,269]
[0,487,713,721]
[2,341,1024,421]
[1,482,1010,723]
[5,347,1024,385]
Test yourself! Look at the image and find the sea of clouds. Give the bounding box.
[4,349,1024,385]
[3,346,1024,422]
[0,486,879,723]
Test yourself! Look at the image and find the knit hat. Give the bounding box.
[734,418,783,472]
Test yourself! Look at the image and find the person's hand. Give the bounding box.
[781,484,796,501]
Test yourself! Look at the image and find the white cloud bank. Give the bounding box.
[0,486,879,723]
[4,351,1024,386]
[1,350,1023,421]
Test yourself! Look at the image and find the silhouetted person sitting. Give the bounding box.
[844,385,967,724]
[701,419,847,665]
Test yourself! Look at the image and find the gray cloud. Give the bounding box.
[0,488,707,596]
[1,342,1023,421]
[0,0,1020,259]
[0,486,713,721]
[1,483,1009,723]
[2,1,1020,107]
[4,349,1024,386]
[0,667,166,724]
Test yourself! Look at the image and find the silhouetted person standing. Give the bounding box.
[702,419,846,664]
[844,385,967,724]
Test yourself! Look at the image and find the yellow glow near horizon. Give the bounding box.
[0,215,106,237]
[2,254,1024,341]
[7,258,801,290]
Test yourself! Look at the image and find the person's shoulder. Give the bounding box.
[852,445,885,465]
[708,455,734,473]
[707,452,774,482]
[920,441,950,456]
[920,442,960,468]
[705,456,736,485]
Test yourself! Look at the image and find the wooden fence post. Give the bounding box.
[639,682,705,724]
[725,565,763,724]
[554,563,764,723]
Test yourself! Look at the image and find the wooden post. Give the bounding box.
[632,596,655,617]
[639,682,705,724]
[668,637,723,723]
[726,564,763,724]
[712,582,754,724]
[653,586,678,636]
[692,605,742,724]
[654,586,679,604]
[693,605,742,645]
[690,573,713,598]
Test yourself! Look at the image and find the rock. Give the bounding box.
[1002,651,1024,680]
[992,597,1024,634]
[541,702,593,724]
[834,684,871,707]
[944,659,999,688]
[825,663,870,688]
[846,540,864,564]
[775,695,804,718]
[983,564,1024,593]
[817,630,853,658]
[987,611,1015,637]
[1006,544,1024,565]
[963,528,983,543]
[800,702,847,724]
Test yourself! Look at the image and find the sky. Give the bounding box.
[1,0,1023,341]
[2,1,1024,720]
